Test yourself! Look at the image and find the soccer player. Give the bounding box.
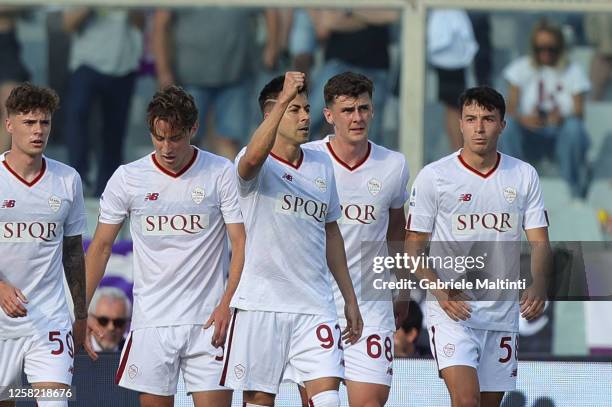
[0,83,87,407]
[406,86,552,407]
[221,72,363,407]
[302,72,409,407]
[84,85,246,407]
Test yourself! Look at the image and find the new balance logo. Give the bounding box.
[145,192,159,201]
[2,200,15,208]
[458,194,472,202]
[282,173,293,182]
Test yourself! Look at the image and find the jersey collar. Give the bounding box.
[2,155,47,187]
[270,149,303,170]
[457,151,500,179]
[326,140,371,172]
[151,148,198,178]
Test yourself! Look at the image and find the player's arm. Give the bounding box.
[521,227,552,321]
[85,223,123,305]
[204,222,246,348]
[62,234,88,357]
[83,221,123,360]
[387,207,410,326]
[405,230,472,321]
[238,71,305,181]
[325,221,363,344]
[152,9,175,88]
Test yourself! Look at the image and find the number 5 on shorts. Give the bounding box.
[499,335,518,363]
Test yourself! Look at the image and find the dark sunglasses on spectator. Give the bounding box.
[535,45,560,54]
[94,316,128,328]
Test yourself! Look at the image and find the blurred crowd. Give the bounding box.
[1,6,611,201]
[1,6,403,197]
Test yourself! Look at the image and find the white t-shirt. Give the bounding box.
[99,148,243,330]
[407,151,548,332]
[427,9,478,69]
[503,56,591,117]
[304,137,409,331]
[0,153,86,339]
[231,147,341,317]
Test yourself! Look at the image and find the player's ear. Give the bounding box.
[190,121,199,139]
[500,119,507,130]
[323,107,334,125]
[5,117,13,134]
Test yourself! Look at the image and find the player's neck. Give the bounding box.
[459,148,498,173]
[271,141,302,166]
[329,135,369,167]
[4,149,44,182]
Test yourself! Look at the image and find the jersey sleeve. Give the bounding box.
[218,161,244,224]
[98,166,129,225]
[325,168,342,223]
[64,171,87,237]
[390,155,410,209]
[406,166,438,233]
[234,148,263,197]
[523,165,549,230]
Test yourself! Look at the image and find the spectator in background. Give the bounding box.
[584,14,612,101]
[153,7,280,160]
[88,287,131,354]
[427,9,479,150]
[62,7,143,197]
[287,9,317,77]
[394,300,424,358]
[307,8,399,145]
[0,6,30,153]
[501,19,591,199]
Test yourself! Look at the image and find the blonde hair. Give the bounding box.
[529,19,568,69]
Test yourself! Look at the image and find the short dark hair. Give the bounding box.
[147,85,198,134]
[324,72,373,106]
[258,75,309,114]
[399,300,423,334]
[458,86,506,120]
[5,83,60,116]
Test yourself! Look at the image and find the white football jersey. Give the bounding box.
[99,148,243,330]
[304,137,409,331]
[231,147,341,317]
[0,153,86,339]
[407,151,548,332]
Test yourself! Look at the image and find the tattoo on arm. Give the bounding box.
[63,235,87,320]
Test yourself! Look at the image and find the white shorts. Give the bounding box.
[220,309,344,394]
[428,323,518,392]
[0,329,74,401]
[342,326,394,387]
[116,325,226,396]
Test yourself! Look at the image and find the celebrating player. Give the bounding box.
[406,86,552,407]
[0,83,87,407]
[221,72,363,407]
[302,72,409,407]
[85,85,246,407]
